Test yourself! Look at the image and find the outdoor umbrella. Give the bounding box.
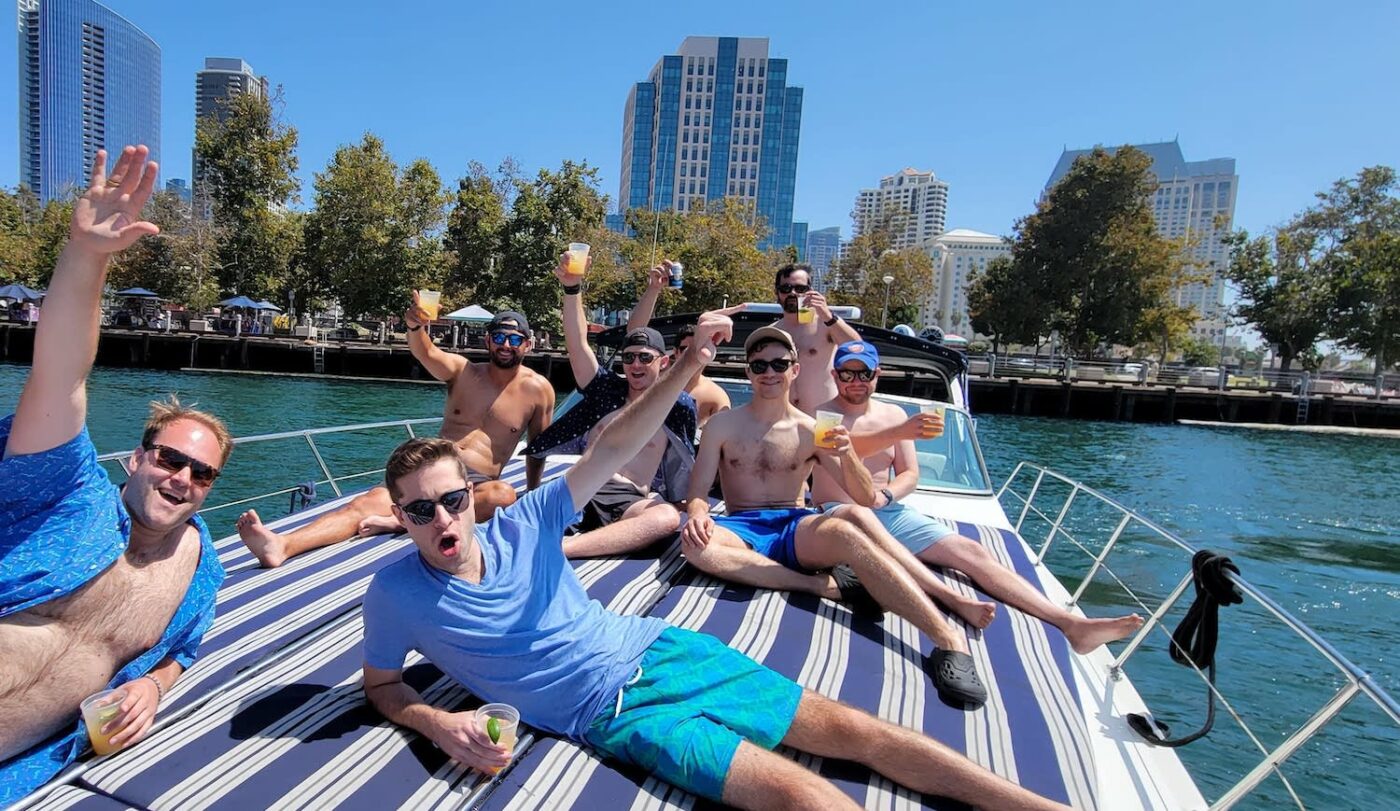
[0,283,43,301]
[254,301,283,312]
[219,295,260,309]
[115,287,161,298]
[444,304,494,324]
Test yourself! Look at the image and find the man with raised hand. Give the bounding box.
[1,147,228,801]
[235,301,554,567]
[626,264,731,426]
[361,307,1069,811]
[679,326,991,709]
[521,256,695,558]
[769,263,861,414]
[815,341,1145,654]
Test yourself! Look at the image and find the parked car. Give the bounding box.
[1186,366,1221,386]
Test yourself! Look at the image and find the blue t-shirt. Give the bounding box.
[363,476,667,740]
[0,414,225,804]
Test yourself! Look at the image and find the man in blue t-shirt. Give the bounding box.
[0,146,229,803]
[362,308,1070,811]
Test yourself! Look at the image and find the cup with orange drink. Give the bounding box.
[814,410,843,449]
[919,403,946,439]
[796,293,815,325]
[476,703,520,774]
[417,290,441,321]
[81,688,127,756]
[566,243,590,276]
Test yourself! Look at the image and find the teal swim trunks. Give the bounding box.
[583,626,803,802]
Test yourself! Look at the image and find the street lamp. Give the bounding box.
[881,274,895,328]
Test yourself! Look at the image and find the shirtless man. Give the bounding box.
[770,264,861,414]
[236,304,554,568]
[627,264,730,426]
[815,341,1145,654]
[1,147,227,801]
[680,326,988,708]
[533,257,684,558]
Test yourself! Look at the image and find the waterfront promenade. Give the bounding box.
[2,323,1396,428]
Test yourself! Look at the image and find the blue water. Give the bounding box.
[2,362,1396,807]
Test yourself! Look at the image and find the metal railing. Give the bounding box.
[997,462,1400,810]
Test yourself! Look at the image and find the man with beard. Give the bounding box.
[626,264,731,426]
[236,302,554,567]
[769,264,862,414]
[521,259,695,558]
[814,342,1145,654]
[1,147,229,800]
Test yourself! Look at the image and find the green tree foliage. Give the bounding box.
[107,190,221,309]
[827,208,931,328]
[966,256,1048,355]
[304,134,449,319]
[1223,228,1330,372]
[620,199,771,313]
[1178,336,1220,367]
[0,187,73,288]
[194,89,301,299]
[1013,146,1186,356]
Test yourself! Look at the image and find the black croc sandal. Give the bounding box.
[833,564,884,620]
[929,649,988,709]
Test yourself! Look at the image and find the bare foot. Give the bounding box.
[949,595,997,629]
[1065,614,1143,654]
[237,510,288,568]
[357,514,403,537]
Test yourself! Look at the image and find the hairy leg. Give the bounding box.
[923,535,1142,654]
[831,505,996,629]
[237,485,394,568]
[720,740,858,811]
[795,514,967,653]
[782,689,1070,811]
[683,524,840,599]
[563,497,679,558]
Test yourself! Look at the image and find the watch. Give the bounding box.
[562,284,582,295]
[824,314,840,327]
[879,488,896,507]
[408,325,423,332]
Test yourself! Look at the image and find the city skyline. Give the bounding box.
[1,1,1396,240]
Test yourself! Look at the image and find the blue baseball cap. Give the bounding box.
[833,341,880,370]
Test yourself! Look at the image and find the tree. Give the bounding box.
[827,206,930,327]
[1014,146,1187,356]
[966,256,1048,356]
[617,199,772,314]
[0,186,74,288]
[107,190,221,309]
[1224,228,1330,372]
[1178,336,1220,367]
[304,134,449,320]
[194,89,300,300]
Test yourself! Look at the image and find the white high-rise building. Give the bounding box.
[921,229,1011,335]
[1045,140,1238,341]
[852,168,948,250]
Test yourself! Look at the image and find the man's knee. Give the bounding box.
[940,535,989,566]
[474,480,517,522]
[647,501,681,531]
[352,485,393,514]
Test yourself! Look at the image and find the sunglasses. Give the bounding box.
[398,487,471,525]
[490,332,526,347]
[621,351,659,365]
[776,283,811,295]
[145,443,220,485]
[748,358,794,375]
[836,368,877,382]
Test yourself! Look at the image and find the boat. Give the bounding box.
[11,318,1397,810]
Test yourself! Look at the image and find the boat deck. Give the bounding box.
[26,458,1106,810]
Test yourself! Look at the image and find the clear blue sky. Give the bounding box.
[3,0,1397,240]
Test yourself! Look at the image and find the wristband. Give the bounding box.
[562,284,582,295]
[824,314,840,327]
[880,488,896,507]
[143,673,165,701]
[408,325,423,332]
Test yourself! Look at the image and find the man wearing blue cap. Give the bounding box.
[812,341,1145,654]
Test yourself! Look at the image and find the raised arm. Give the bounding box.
[850,410,940,458]
[806,289,860,344]
[404,291,467,382]
[7,146,160,457]
[626,263,669,331]
[566,306,742,510]
[554,255,599,389]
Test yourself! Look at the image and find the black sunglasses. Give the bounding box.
[836,368,877,382]
[490,332,526,347]
[398,487,472,525]
[776,283,811,295]
[748,358,794,375]
[144,443,220,485]
[621,351,659,365]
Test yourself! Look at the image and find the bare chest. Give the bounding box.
[444,375,534,437]
[722,426,810,478]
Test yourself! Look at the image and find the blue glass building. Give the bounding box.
[617,37,804,253]
[18,0,161,203]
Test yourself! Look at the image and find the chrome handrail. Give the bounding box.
[998,461,1400,810]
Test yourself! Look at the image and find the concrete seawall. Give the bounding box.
[3,325,1395,429]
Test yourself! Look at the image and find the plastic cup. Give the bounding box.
[81,688,127,756]
[797,304,814,324]
[566,243,590,276]
[920,403,946,439]
[814,410,843,449]
[418,290,441,321]
[475,703,520,774]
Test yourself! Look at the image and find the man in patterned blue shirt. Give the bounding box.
[0,146,228,802]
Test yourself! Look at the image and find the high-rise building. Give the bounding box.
[193,57,267,199]
[805,226,841,290]
[18,0,160,203]
[618,36,804,252]
[852,168,949,250]
[1044,140,1238,341]
[165,177,191,203]
[921,229,1011,335]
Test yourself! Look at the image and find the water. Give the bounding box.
[2,362,1396,807]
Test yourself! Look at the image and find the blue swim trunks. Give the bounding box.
[821,501,957,555]
[583,626,803,802]
[713,508,819,572]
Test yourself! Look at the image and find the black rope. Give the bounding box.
[1128,550,1242,747]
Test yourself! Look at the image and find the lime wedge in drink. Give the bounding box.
[487,716,501,744]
